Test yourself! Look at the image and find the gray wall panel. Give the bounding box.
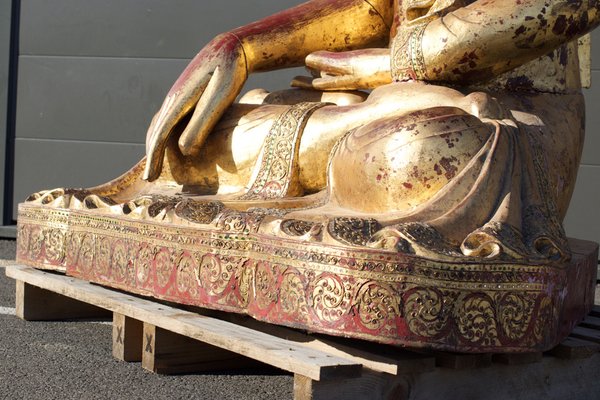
[15,55,188,143]
[0,1,11,223]
[9,1,600,248]
[15,55,306,144]
[20,0,304,58]
[593,28,600,71]
[0,1,10,136]
[12,139,144,218]
[582,71,600,166]
[564,165,600,246]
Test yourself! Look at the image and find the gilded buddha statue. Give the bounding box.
[16,0,600,352]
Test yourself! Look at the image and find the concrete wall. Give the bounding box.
[0,1,12,225]
[7,1,600,247]
[564,28,600,246]
[11,0,304,218]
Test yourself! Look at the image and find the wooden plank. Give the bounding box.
[223,314,435,375]
[581,315,600,330]
[548,337,600,359]
[492,352,543,365]
[112,313,143,362]
[15,280,110,321]
[568,238,599,256]
[435,352,492,369]
[306,336,434,376]
[293,370,401,400]
[578,34,591,89]
[5,265,361,381]
[142,323,260,375]
[570,326,600,344]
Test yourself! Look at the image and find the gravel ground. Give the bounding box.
[0,239,293,400]
[2,238,598,399]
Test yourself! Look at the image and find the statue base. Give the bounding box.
[15,200,598,353]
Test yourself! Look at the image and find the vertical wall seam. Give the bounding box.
[4,0,21,226]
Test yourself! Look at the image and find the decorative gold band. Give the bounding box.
[391,21,429,82]
[240,102,329,200]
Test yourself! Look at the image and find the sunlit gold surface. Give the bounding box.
[15,0,600,350]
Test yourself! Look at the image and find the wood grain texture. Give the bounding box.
[548,337,600,359]
[6,265,361,381]
[15,279,109,321]
[223,313,435,375]
[141,323,258,374]
[434,352,493,370]
[112,313,143,362]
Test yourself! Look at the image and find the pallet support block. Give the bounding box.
[435,353,493,369]
[15,280,110,321]
[293,371,409,400]
[548,337,600,359]
[112,313,143,362]
[142,322,259,374]
[492,352,543,365]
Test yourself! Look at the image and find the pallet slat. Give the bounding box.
[570,326,600,344]
[590,305,600,318]
[548,337,600,359]
[16,280,110,321]
[142,323,260,374]
[434,352,493,369]
[492,352,543,365]
[581,315,600,330]
[222,314,435,375]
[112,313,143,362]
[5,265,360,381]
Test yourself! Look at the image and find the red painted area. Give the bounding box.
[15,207,597,353]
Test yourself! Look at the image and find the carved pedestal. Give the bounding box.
[16,202,598,353]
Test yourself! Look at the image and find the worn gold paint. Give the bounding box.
[15,0,600,350]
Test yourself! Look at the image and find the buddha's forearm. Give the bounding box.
[393,0,600,82]
[230,0,392,72]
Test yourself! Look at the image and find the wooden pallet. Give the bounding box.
[6,264,600,400]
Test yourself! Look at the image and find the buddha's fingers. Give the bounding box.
[143,79,210,181]
[178,65,237,157]
[311,74,364,90]
[305,51,353,75]
[290,75,317,89]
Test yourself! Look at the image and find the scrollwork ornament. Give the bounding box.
[29,226,44,261]
[356,282,400,332]
[196,254,230,296]
[281,220,315,236]
[176,252,198,296]
[147,196,180,218]
[533,296,554,342]
[497,293,534,341]
[95,236,111,277]
[456,294,499,345]
[78,233,95,273]
[310,273,350,324]
[135,244,154,286]
[237,260,255,307]
[111,240,129,282]
[217,211,247,232]
[174,200,223,224]
[253,261,279,310]
[404,287,449,337]
[280,270,309,322]
[154,248,173,288]
[327,217,381,246]
[65,232,82,267]
[17,224,30,257]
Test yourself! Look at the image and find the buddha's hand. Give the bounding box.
[291,49,392,91]
[143,33,248,181]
